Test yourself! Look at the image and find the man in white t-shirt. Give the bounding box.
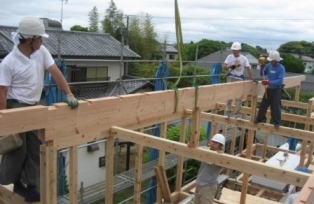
[0,16,78,202]
[223,42,253,120]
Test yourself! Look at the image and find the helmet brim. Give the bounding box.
[40,33,49,38]
[267,57,282,61]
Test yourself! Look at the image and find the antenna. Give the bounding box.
[58,0,68,60]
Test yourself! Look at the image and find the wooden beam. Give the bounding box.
[202,113,314,142]
[110,126,309,187]
[294,175,314,204]
[154,165,172,202]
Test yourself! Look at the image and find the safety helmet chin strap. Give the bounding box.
[29,36,37,52]
[19,33,36,52]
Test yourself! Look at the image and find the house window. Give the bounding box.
[67,66,109,82]
[169,54,176,60]
[87,67,109,81]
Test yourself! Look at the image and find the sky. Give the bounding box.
[0,0,313,52]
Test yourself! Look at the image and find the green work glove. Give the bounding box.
[64,94,79,109]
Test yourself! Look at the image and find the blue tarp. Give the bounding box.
[146,62,169,204]
[44,59,67,105]
[206,63,222,139]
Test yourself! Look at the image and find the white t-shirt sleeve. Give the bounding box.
[0,62,12,86]
[41,45,55,70]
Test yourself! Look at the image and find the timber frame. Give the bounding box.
[0,75,313,204]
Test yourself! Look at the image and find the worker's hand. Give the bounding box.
[230,65,237,70]
[262,80,270,86]
[64,94,79,109]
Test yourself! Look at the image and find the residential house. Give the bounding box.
[0,18,155,199]
[291,54,314,73]
[195,49,259,71]
[156,44,178,61]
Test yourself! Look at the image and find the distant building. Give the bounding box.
[291,54,314,73]
[195,49,259,70]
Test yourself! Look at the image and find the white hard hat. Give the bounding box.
[17,16,49,38]
[231,42,241,50]
[267,50,282,61]
[211,134,225,146]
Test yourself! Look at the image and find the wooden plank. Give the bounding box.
[0,106,47,136]
[294,175,314,204]
[0,185,27,204]
[220,188,280,204]
[175,117,187,194]
[68,145,78,204]
[111,126,309,187]
[202,113,314,142]
[154,165,172,202]
[105,136,115,204]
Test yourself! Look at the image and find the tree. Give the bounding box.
[279,41,314,58]
[102,0,125,40]
[88,6,99,32]
[280,53,305,73]
[70,25,88,32]
[128,13,158,60]
[140,14,158,59]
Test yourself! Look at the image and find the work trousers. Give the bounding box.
[0,100,41,186]
[255,88,282,125]
[194,184,217,204]
[225,77,243,114]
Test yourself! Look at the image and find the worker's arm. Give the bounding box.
[48,64,79,109]
[247,66,253,79]
[0,86,8,110]
[48,64,72,95]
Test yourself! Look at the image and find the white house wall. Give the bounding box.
[66,60,124,81]
[63,142,107,190]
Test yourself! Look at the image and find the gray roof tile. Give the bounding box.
[0,26,140,59]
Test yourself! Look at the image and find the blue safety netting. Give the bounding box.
[146,61,169,204]
[44,59,67,105]
[206,63,222,139]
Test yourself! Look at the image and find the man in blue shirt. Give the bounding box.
[254,50,286,128]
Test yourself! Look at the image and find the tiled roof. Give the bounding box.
[0,26,140,59]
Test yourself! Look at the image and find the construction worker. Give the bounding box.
[284,166,309,204]
[223,42,253,120]
[254,50,286,128]
[0,16,79,202]
[193,134,225,204]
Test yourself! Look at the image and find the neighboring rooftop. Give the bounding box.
[0,25,140,59]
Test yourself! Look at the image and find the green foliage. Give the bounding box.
[167,64,210,88]
[165,125,207,183]
[181,39,228,61]
[70,25,88,32]
[128,14,159,60]
[102,0,125,40]
[280,53,305,73]
[88,6,99,32]
[278,41,314,58]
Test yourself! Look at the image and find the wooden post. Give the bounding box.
[105,136,115,204]
[175,116,187,193]
[133,128,144,204]
[40,141,57,204]
[68,145,78,204]
[188,107,201,148]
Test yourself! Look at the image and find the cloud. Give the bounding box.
[0,0,313,51]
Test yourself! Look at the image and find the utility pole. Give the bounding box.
[58,0,68,61]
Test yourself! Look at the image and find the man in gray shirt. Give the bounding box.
[194,134,225,204]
